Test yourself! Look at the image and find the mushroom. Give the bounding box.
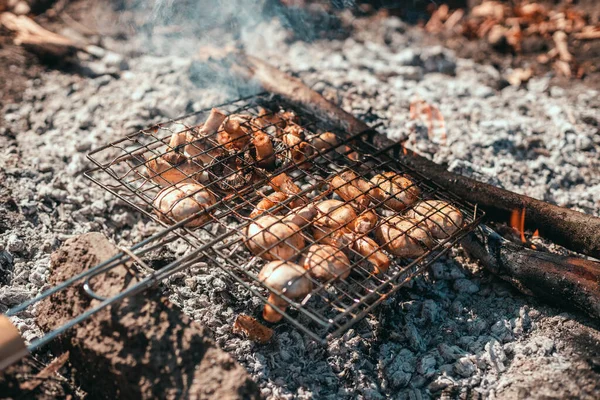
[218,114,253,150]
[258,261,313,322]
[405,200,463,239]
[245,215,305,261]
[375,216,433,258]
[370,172,421,211]
[145,155,204,187]
[153,183,217,227]
[310,131,338,153]
[302,244,351,281]
[282,204,318,229]
[330,171,371,210]
[252,131,275,169]
[268,173,307,207]
[185,108,226,164]
[250,192,290,219]
[314,199,377,234]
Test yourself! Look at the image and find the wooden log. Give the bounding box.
[462,225,600,320]
[32,232,261,400]
[223,51,600,260]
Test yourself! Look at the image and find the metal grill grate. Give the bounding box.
[82,92,484,341]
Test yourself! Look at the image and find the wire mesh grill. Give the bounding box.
[85,92,484,341]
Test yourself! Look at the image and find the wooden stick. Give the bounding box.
[223,51,600,259]
[462,225,600,319]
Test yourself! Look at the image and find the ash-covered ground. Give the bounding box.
[1,4,600,399]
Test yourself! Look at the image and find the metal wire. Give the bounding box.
[6,92,484,346]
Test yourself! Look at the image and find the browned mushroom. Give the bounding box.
[258,261,313,322]
[153,183,217,227]
[282,204,318,229]
[314,200,377,234]
[252,131,275,169]
[405,200,464,239]
[370,172,421,211]
[302,244,351,281]
[245,215,305,261]
[310,132,338,153]
[268,173,307,207]
[330,171,372,210]
[218,114,253,150]
[185,108,227,164]
[280,133,313,169]
[250,192,289,219]
[145,155,204,187]
[375,216,433,258]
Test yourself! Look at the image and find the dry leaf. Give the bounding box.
[20,352,70,391]
[233,314,274,343]
[410,97,447,145]
[554,60,571,78]
[552,31,572,62]
[506,68,533,86]
[574,26,600,40]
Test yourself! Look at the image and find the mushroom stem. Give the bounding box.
[263,295,286,322]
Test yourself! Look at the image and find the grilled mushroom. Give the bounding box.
[310,131,338,153]
[370,172,421,211]
[218,114,253,150]
[303,244,351,281]
[185,108,226,164]
[282,204,318,229]
[314,199,377,234]
[207,151,254,193]
[145,155,204,187]
[352,235,391,274]
[375,216,433,258]
[251,192,290,219]
[153,183,217,227]
[246,215,305,261]
[258,261,313,322]
[405,200,464,239]
[330,171,372,210]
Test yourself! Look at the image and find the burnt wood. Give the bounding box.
[462,226,600,320]
[225,51,600,260]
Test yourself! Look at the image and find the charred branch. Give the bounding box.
[462,225,600,320]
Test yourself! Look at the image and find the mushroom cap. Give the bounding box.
[303,244,351,281]
[145,156,203,187]
[405,200,463,239]
[258,261,313,298]
[246,215,305,261]
[370,172,421,211]
[153,183,217,227]
[314,199,358,230]
[282,204,318,228]
[375,216,433,258]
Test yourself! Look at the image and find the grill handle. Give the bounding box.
[462,224,600,320]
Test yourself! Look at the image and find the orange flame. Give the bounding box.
[510,209,540,249]
[509,208,527,244]
[402,147,408,155]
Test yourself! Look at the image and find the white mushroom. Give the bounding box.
[375,216,433,258]
[405,200,464,239]
[370,172,421,211]
[153,183,217,227]
[302,244,351,281]
[258,261,313,322]
[245,215,305,261]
